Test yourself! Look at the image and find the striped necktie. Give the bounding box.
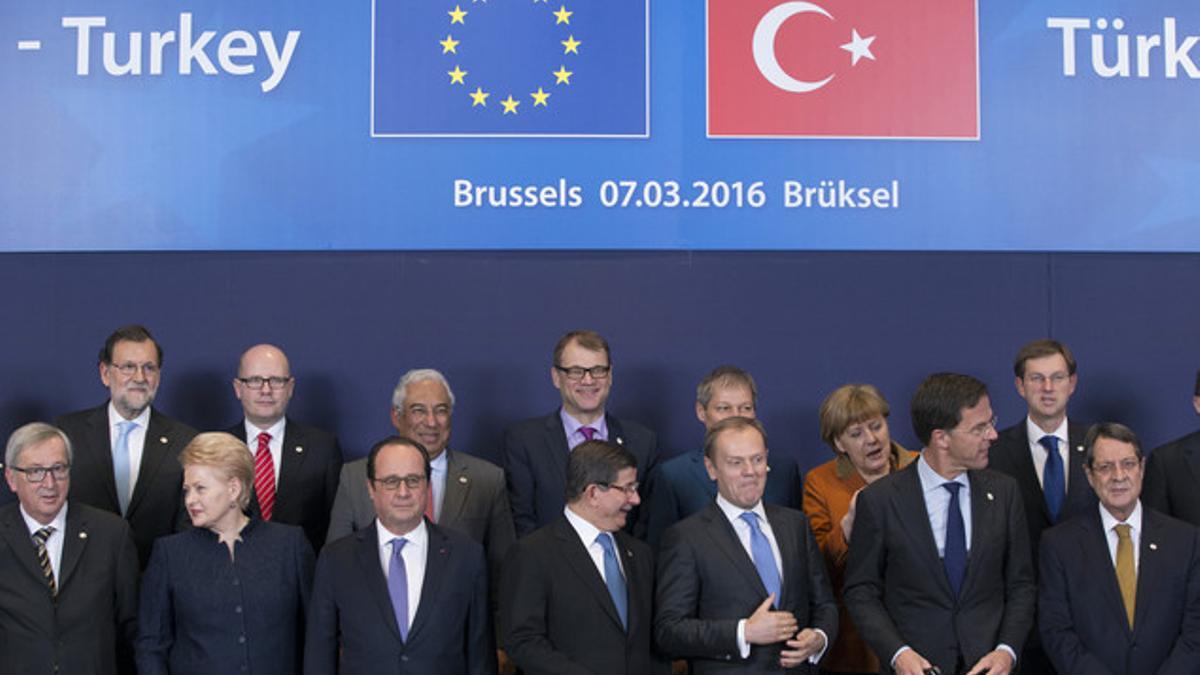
[32,526,56,596]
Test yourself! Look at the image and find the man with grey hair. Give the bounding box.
[0,422,139,675]
[327,369,514,582]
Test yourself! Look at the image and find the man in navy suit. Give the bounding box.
[305,436,495,675]
[642,366,803,547]
[223,343,343,553]
[1143,370,1200,525]
[1039,422,1200,674]
[504,330,659,538]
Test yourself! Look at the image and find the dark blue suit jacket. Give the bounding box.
[504,410,658,538]
[1039,506,1200,675]
[642,448,803,547]
[304,521,496,675]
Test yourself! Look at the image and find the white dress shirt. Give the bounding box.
[107,403,151,490]
[1099,501,1143,572]
[564,504,625,583]
[430,451,448,522]
[376,519,428,630]
[1026,416,1070,490]
[20,503,68,582]
[243,417,286,487]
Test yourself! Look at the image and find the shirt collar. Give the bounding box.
[1099,500,1143,533]
[917,452,969,493]
[376,517,428,551]
[1026,416,1068,446]
[715,492,766,524]
[560,408,608,440]
[108,402,151,430]
[563,504,606,546]
[19,501,68,537]
[430,449,449,473]
[245,417,287,443]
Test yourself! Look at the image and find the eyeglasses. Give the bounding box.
[237,376,293,390]
[1089,458,1141,477]
[596,481,640,496]
[10,463,70,483]
[1025,373,1071,387]
[554,365,611,381]
[372,474,427,492]
[401,404,451,421]
[951,416,998,437]
[109,362,159,377]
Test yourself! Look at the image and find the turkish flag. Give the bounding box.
[707,0,979,138]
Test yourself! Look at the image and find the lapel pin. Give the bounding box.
[1150,543,1158,551]
[1075,445,1084,453]
[159,437,168,444]
[295,446,303,454]
[458,476,468,484]
[616,436,624,445]
[626,549,633,558]
[987,492,994,501]
[79,532,88,539]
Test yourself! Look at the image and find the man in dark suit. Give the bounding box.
[0,422,139,675]
[305,436,495,675]
[845,373,1035,675]
[655,416,837,673]
[1039,422,1200,674]
[54,324,197,567]
[642,366,803,547]
[988,339,1094,673]
[1143,370,1200,525]
[222,343,342,553]
[504,329,659,538]
[500,439,669,674]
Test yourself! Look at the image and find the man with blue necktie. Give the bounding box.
[655,416,837,673]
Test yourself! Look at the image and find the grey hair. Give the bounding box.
[5,422,73,468]
[392,368,456,410]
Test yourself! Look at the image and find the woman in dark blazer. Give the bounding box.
[137,432,314,675]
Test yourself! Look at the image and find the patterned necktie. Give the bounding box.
[596,533,628,630]
[740,512,782,606]
[253,432,276,521]
[1039,435,1065,521]
[388,538,410,641]
[32,526,56,596]
[1114,524,1136,628]
[579,426,597,441]
[113,420,136,515]
[942,482,967,596]
[424,480,436,524]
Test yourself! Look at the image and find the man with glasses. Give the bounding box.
[504,329,658,537]
[306,436,495,674]
[500,439,668,674]
[222,343,343,553]
[0,422,139,675]
[845,373,1034,675]
[1039,423,1200,674]
[55,324,197,567]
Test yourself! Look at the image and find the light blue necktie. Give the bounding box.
[1040,435,1065,522]
[740,512,782,606]
[388,538,410,641]
[596,532,628,630]
[113,420,136,515]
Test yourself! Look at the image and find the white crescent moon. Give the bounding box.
[752,2,835,93]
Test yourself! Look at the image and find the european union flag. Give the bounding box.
[372,0,648,137]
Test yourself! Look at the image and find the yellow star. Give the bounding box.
[553,6,572,25]
[552,65,573,85]
[439,35,460,54]
[561,35,582,54]
[501,95,520,114]
[469,87,489,106]
[530,87,551,106]
[448,5,468,24]
[448,65,467,84]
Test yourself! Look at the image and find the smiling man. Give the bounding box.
[503,330,658,538]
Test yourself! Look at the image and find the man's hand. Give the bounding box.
[893,648,934,675]
[840,489,862,542]
[779,628,826,668]
[966,649,1013,675]
[744,595,798,645]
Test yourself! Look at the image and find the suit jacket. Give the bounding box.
[0,502,139,675]
[1039,506,1200,674]
[843,463,1036,674]
[55,404,198,567]
[989,419,1095,567]
[504,410,659,538]
[499,515,669,675]
[654,503,839,674]
[1144,430,1200,526]
[304,521,496,675]
[642,447,804,547]
[223,417,343,553]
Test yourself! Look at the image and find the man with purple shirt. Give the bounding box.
[503,330,659,538]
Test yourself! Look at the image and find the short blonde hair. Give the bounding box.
[179,432,255,511]
[819,384,891,451]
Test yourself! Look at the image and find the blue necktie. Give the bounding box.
[113,420,136,515]
[596,533,628,630]
[388,538,410,641]
[740,512,782,606]
[1040,435,1065,522]
[942,482,967,596]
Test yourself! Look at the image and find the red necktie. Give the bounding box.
[254,432,276,521]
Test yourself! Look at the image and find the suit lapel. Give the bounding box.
[552,517,625,630]
[355,524,403,638]
[128,410,172,515]
[1012,425,1053,523]
[700,504,768,599]
[274,419,308,518]
[86,406,121,510]
[408,524,450,642]
[606,415,627,448]
[58,505,87,591]
[962,471,995,595]
[543,412,571,487]
[614,532,643,636]
[1080,514,1134,635]
[1183,445,1200,502]
[895,464,953,598]
[1063,422,1092,514]
[0,507,50,594]
[765,506,799,607]
[1132,511,1164,635]
[440,451,469,526]
[687,452,717,500]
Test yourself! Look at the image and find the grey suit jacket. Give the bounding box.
[0,502,140,675]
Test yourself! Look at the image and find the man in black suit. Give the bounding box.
[500,439,669,674]
[54,324,197,567]
[988,339,1094,672]
[223,343,342,553]
[504,329,659,538]
[845,373,1035,675]
[0,422,139,675]
[1143,370,1200,525]
[1039,422,1200,674]
[655,416,837,673]
[305,436,495,675]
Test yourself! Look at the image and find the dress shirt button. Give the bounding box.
[401,655,410,662]
[235,605,243,613]
[238,635,246,644]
